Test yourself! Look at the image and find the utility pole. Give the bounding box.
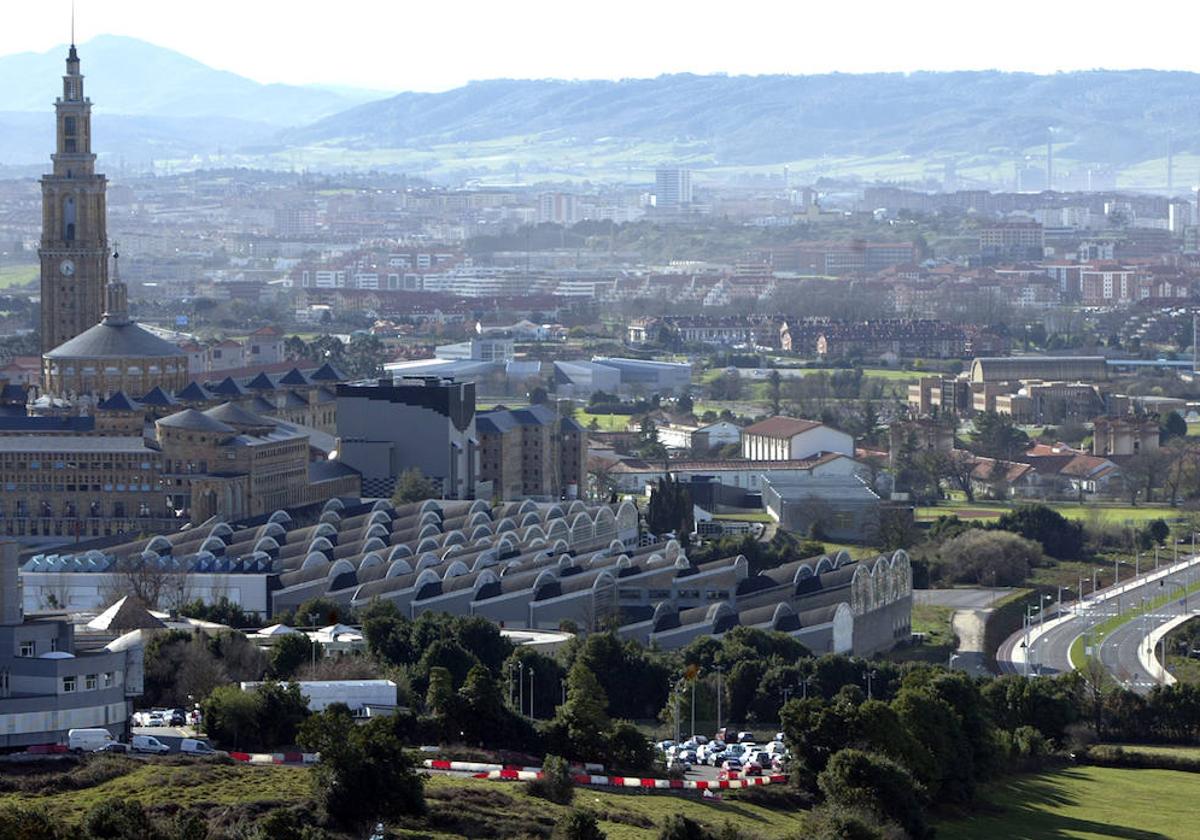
[715,666,723,733]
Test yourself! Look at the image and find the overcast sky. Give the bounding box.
[4,0,1199,92]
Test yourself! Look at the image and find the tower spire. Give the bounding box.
[103,246,128,326]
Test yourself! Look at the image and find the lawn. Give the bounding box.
[916,502,1184,526]
[937,765,1200,840]
[888,603,956,665]
[0,264,37,290]
[578,410,635,432]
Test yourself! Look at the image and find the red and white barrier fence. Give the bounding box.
[468,767,788,791]
[423,759,604,774]
[229,751,319,765]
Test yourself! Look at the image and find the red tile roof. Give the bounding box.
[741,417,822,439]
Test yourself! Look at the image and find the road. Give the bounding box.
[915,588,1014,609]
[997,556,1199,694]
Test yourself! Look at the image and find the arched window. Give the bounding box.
[63,196,76,241]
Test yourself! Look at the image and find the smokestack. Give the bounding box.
[1046,132,1053,191]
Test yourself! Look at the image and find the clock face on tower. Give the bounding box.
[59,259,75,277]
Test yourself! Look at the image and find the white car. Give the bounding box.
[131,734,169,755]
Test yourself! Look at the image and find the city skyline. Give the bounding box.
[4,0,1200,93]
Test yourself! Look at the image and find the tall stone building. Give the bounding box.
[39,42,109,354]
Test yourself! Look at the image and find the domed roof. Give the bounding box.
[157,408,235,433]
[203,402,275,427]
[45,320,185,360]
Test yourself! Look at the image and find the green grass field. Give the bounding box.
[578,411,635,432]
[937,765,1200,840]
[0,264,37,290]
[916,502,1185,526]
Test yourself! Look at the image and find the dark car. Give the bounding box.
[93,742,130,754]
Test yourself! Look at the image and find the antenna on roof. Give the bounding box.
[71,0,75,46]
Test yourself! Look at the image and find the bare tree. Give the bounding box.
[101,556,190,611]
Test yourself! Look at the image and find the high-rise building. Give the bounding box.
[39,43,109,354]
[655,168,693,207]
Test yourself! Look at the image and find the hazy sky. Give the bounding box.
[4,0,1199,92]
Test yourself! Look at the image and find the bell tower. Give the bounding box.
[39,40,109,354]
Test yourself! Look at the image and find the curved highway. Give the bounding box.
[997,556,1199,694]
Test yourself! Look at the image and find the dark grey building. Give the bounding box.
[0,541,143,748]
[337,377,478,499]
[762,475,883,542]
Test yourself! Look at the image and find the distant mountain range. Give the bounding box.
[1,36,1197,184]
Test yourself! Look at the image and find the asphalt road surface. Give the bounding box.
[998,560,1198,694]
[915,588,1014,609]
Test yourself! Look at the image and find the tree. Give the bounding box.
[529,753,575,805]
[0,806,61,840]
[457,664,505,744]
[993,504,1084,559]
[270,632,312,680]
[767,370,783,416]
[391,467,439,504]
[299,708,425,830]
[970,412,1030,461]
[933,529,1042,587]
[555,662,611,760]
[818,749,929,840]
[675,392,694,416]
[656,814,708,840]
[425,666,455,717]
[1162,411,1189,443]
[82,800,161,840]
[647,474,693,539]
[344,333,388,379]
[294,596,347,627]
[553,810,607,840]
[529,385,549,405]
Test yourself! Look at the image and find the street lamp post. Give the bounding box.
[715,666,723,733]
[864,669,877,701]
[801,676,812,700]
[949,652,960,671]
[529,668,535,720]
[690,677,696,739]
[518,661,524,717]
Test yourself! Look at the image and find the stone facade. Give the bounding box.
[476,404,586,501]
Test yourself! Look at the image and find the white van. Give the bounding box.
[131,734,170,755]
[179,738,216,756]
[68,728,113,753]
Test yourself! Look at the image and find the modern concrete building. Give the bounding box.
[655,168,693,207]
[0,541,143,748]
[337,377,478,499]
[590,357,693,394]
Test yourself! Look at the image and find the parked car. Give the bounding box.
[667,757,691,773]
[167,709,186,726]
[180,738,217,756]
[743,760,763,776]
[736,731,757,744]
[94,742,130,754]
[131,734,169,755]
[68,728,113,753]
[719,758,743,773]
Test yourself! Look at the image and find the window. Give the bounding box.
[62,676,76,693]
[49,637,58,652]
[0,670,8,697]
[19,641,34,657]
[102,672,114,688]
[85,674,97,691]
